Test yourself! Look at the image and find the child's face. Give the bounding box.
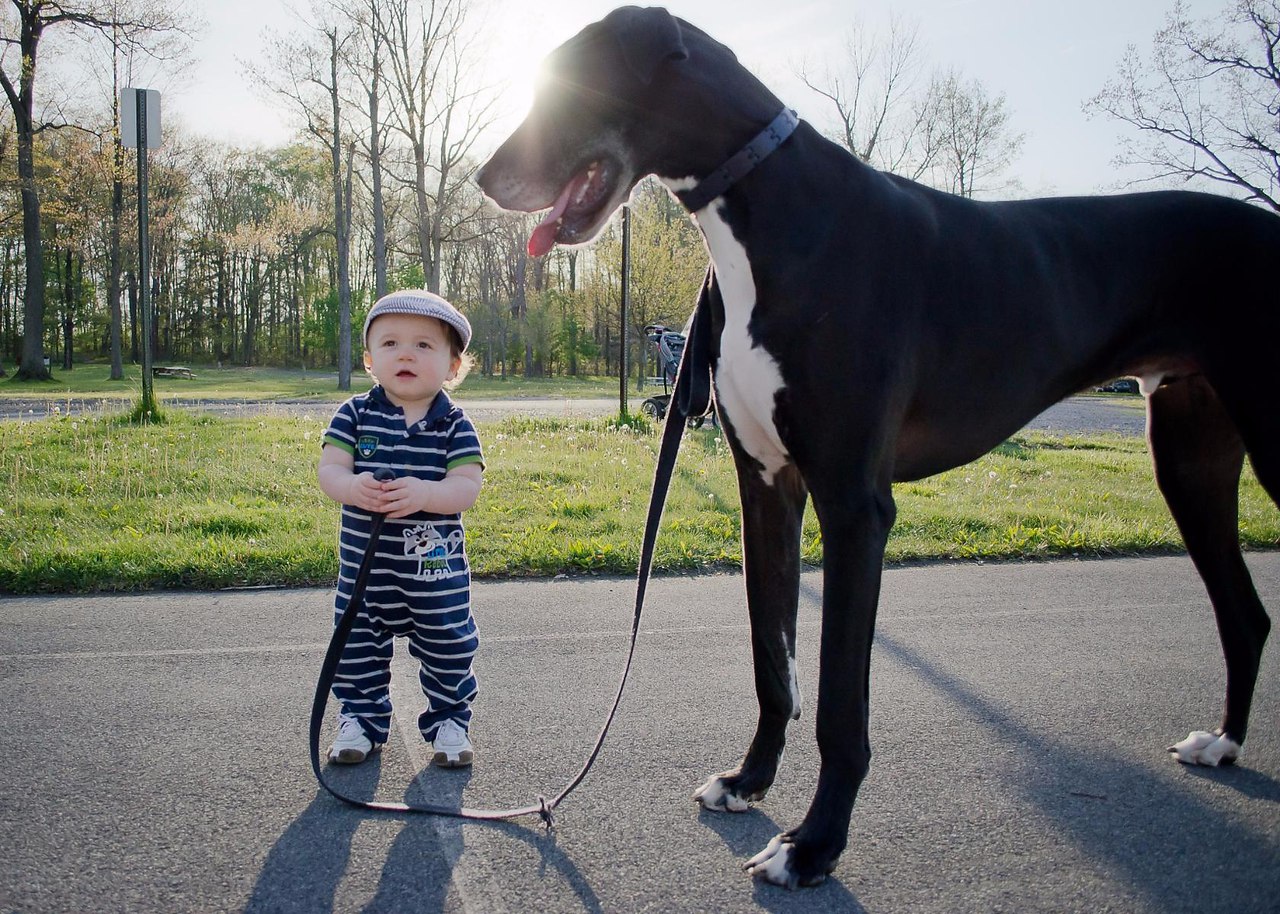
[364,313,461,405]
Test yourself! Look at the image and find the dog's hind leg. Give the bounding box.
[695,461,807,813]
[1147,374,1272,766]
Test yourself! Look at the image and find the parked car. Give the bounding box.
[1094,378,1140,394]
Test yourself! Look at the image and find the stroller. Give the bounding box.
[639,324,712,429]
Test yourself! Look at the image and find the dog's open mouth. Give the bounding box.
[527,158,620,257]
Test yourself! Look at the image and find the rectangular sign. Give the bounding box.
[120,88,161,149]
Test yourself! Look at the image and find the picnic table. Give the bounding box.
[153,366,196,379]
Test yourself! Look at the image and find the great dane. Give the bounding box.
[476,5,1278,888]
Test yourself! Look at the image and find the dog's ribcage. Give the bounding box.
[689,200,792,485]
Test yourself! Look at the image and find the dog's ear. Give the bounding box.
[607,6,688,85]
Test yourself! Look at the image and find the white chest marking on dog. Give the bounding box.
[662,178,791,485]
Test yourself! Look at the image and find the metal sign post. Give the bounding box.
[121,88,161,415]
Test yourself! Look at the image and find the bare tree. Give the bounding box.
[923,70,1025,199]
[252,4,358,389]
[343,0,390,300]
[1086,0,1279,211]
[799,20,1023,195]
[0,0,187,380]
[379,0,497,294]
[81,11,193,381]
[798,15,934,176]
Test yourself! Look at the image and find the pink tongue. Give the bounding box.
[527,173,586,257]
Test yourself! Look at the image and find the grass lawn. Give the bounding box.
[2,408,1276,594]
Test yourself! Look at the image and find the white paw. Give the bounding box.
[1168,730,1241,766]
[744,835,797,887]
[694,775,751,812]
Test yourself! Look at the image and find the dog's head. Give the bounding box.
[476,6,782,257]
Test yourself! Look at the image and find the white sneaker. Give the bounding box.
[329,713,378,764]
[431,719,473,768]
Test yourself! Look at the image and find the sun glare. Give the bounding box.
[481,3,582,142]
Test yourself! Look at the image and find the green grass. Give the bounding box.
[2,409,1276,594]
[1,362,622,404]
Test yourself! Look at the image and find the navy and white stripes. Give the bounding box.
[323,386,484,744]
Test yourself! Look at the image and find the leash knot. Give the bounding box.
[537,795,556,831]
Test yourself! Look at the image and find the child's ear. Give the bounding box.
[448,355,461,381]
[363,351,374,374]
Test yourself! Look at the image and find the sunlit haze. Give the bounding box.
[172,0,1230,197]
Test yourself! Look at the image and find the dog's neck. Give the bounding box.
[668,109,800,215]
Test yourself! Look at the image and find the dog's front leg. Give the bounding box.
[695,462,807,812]
[745,482,896,888]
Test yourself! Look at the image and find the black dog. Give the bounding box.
[477,6,1278,888]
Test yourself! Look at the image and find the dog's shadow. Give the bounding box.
[1180,762,1280,802]
[696,807,870,913]
[873,630,1280,909]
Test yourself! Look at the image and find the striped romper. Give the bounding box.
[322,386,485,746]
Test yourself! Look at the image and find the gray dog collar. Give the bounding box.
[674,108,800,213]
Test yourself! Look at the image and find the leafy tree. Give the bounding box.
[0,0,188,380]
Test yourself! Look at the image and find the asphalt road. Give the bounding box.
[3,554,1277,913]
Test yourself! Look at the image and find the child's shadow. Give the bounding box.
[360,765,475,912]
[246,759,483,913]
[246,757,388,913]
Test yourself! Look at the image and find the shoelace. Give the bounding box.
[336,715,367,744]
[434,720,467,748]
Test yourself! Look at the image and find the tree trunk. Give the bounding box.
[127,271,138,362]
[62,247,73,371]
[414,139,434,292]
[15,114,47,380]
[108,155,125,380]
[331,31,353,392]
[368,27,387,300]
[7,7,49,381]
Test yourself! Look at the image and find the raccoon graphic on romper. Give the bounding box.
[404,522,466,581]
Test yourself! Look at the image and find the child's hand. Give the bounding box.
[381,476,433,518]
[347,471,390,514]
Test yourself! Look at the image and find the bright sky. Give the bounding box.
[172,0,1228,197]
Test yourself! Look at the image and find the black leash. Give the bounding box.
[310,281,715,827]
